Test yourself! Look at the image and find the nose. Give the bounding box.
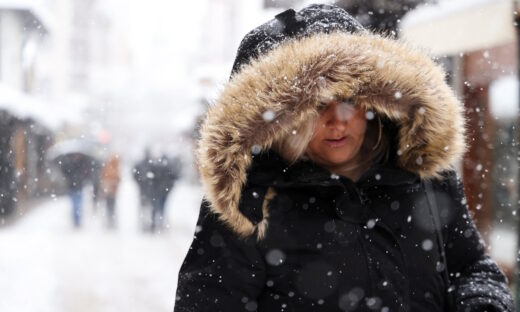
[326,112,346,130]
[325,102,351,131]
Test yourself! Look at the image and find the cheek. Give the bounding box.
[308,122,325,143]
[307,133,321,153]
[350,114,367,140]
[307,127,325,156]
[353,122,367,139]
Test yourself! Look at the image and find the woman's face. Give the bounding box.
[306,99,367,169]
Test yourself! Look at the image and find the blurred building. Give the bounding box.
[0,1,54,217]
[401,0,517,279]
[37,0,131,147]
[0,0,131,219]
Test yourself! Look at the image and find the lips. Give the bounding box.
[324,136,348,147]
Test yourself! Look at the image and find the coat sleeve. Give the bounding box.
[174,200,266,312]
[440,170,514,312]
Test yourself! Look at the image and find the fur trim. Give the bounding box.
[256,187,276,241]
[197,32,466,238]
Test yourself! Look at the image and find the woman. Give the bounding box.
[101,154,120,228]
[175,4,514,312]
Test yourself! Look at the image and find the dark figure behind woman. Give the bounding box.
[150,155,180,233]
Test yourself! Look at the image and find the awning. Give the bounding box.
[0,0,53,34]
[400,0,515,56]
[0,83,60,130]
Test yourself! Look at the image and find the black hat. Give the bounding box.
[230,4,365,76]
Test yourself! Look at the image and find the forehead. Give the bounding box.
[318,95,362,106]
[318,97,361,112]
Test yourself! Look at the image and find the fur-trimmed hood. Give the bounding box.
[197,7,466,239]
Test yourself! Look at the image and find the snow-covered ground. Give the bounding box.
[0,166,202,312]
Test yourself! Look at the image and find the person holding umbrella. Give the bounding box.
[57,152,96,228]
[49,138,101,228]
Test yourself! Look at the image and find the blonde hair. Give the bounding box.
[273,106,390,170]
[272,114,319,163]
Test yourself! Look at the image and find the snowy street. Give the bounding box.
[0,166,202,312]
[0,0,518,310]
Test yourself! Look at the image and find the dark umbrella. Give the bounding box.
[47,139,104,162]
[335,0,436,34]
[47,139,104,190]
[54,152,100,189]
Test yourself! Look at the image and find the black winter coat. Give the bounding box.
[58,153,95,191]
[175,152,513,312]
[150,156,180,200]
[175,4,514,312]
[133,157,154,200]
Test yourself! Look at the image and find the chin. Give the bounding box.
[322,152,355,167]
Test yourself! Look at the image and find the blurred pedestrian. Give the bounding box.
[58,153,94,228]
[101,154,121,228]
[133,149,154,229]
[149,154,180,233]
[91,161,103,212]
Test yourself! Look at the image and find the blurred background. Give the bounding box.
[0,0,519,311]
